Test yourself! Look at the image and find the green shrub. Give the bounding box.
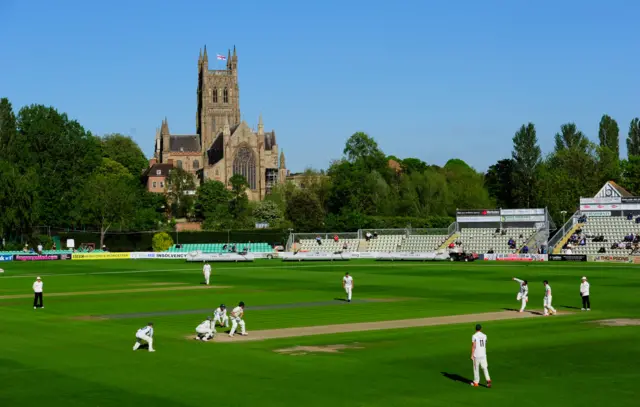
[152,232,174,252]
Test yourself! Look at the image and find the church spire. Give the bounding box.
[233,45,236,57]
[161,117,170,135]
[257,114,264,135]
[279,150,286,169]
[203,45,208,61]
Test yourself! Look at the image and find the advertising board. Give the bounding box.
[72,252,131,260]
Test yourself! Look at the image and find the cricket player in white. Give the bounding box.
[229,301,247,337]
[213,304,229,327]
[133,322,155,352]
[543,280,557,316]
[580,276,591,311]
[343,272,353,302]
[512,277,528,312]
[203,262,211,285]
[470,324,491,388]
[195,317,215,341]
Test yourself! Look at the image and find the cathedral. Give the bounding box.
[151,46,288,201]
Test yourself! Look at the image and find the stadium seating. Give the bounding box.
[364,235,404,252]
[561,216,640,255]
[167,243,273,253]
[458,228,537,253]
[398,234,450,252]
[296,238,360,252]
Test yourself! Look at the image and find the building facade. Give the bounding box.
[152,46,288,200]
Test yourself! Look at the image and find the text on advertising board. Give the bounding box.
[72,252,131,260]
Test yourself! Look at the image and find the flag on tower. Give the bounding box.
[216,54,226,61]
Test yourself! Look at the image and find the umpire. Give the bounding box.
[33,276,44,309]
[580,276,590,311]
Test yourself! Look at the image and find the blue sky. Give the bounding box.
[1,0,639,173]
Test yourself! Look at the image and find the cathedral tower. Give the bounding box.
[197,45,241,152]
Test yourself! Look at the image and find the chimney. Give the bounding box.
[149,158,157,167]
[168,159,174,166]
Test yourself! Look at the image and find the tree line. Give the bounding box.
[2,97,639,246]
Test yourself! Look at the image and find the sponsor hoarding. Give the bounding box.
[501,215,546,222]
[589,255,633,263]
[622,197,640,204]
[580,203,621,211]
[500,208,545,215]
[548,254,587,261]
[584,212,611,217]
[280,252,351,262]
[130,252,188,259]
[72,252,131,260]
[1,254,15,262]
[484,254,547,262]
[456,209,500,216]
[580,197,621,204]
[13,254,71,261]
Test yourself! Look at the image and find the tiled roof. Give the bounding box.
[170,135,201,152]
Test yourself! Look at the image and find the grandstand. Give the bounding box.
[398,234,450,252]
[549,182,640,255]
[458,227,537,253]
[167,242,273,253]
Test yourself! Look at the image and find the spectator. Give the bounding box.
[522,245,529,254]
[487,248,495,254]
[51,243,56,250]
[333,235,339,242]
[23,244,28,253]
[579,238,586,246]
[636,217,640,224]
[37,243,43,254]
[508,238,516,249]
[342,242,348,250]
[365,232,372,241]
[448,242,455,249]
[316,236,322,245]
[627,213,633,220]
[373,232,378,239]
[598,247,606,253]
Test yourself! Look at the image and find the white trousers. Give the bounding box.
[204,270,211,285]
[544,296,556,315]
[230,318,245,335]
[214,314,229,327]
[134,333,154,351]
[516,293,528,311]
[473,357,491,384]
[196,326,214,338]
[345,286,352,301]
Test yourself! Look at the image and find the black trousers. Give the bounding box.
[581,295,590,309]
[34,292,43,308]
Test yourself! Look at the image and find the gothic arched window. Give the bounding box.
[176,160,183,169]
[232,147,256,190]
[212,88,217,103]
[223,87,229,103]
[193,160,199,169]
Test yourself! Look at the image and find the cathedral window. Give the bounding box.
[223,87,229,103]
[177,160,183,169]
[193,160,199,169]
[213,87,217,103]
[232,147,256,190]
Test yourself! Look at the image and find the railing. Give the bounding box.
[361,228,409,237]
[408,228,450,236]
[448,222,458,236]
[548,210,580,251]
[290,232,360,243]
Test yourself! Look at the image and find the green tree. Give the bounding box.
[195,180,231,228]
[165,167,196,219]
[627,118,640,157]
[80,161,138,247]
[286,189,324,231]
[598,114,620,158]
[0,98,18,159]
[444,159,494,211]
[485,159,516,208]
[228,174,251,226]
[253,200,283,226]
[0,161,39,240]
[621,156,640,195]
[554,123,589,153]
[101,133,148,176]
[511,123,541,208]
[152,232,174,252]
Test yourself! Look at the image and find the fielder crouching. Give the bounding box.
[133,322,155,352]
[195,317,215,341]
[213,304,229,327]
[229,301,247,337]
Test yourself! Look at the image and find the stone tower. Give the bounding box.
[197,45,241,153]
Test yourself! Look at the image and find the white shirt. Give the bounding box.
[472,332,487,358]
[545,284,552,298]
[137,326,154,337]
[37,245,43,252]
[580,281,590,296]
[231,306,244,319]
[203,264,211,274]
[33,281,43,293]
[197,320,214,331]
[514,278,528,296]
[343,276,353,288]
[214,307,227,317]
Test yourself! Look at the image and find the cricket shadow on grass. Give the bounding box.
[441,372,486,387]
[502,308,543,316]
[333,298,349,302]
[559,305,581,310]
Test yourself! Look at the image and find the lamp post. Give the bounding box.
[560,210,567,225]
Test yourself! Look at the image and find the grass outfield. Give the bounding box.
[0,260,639,406]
